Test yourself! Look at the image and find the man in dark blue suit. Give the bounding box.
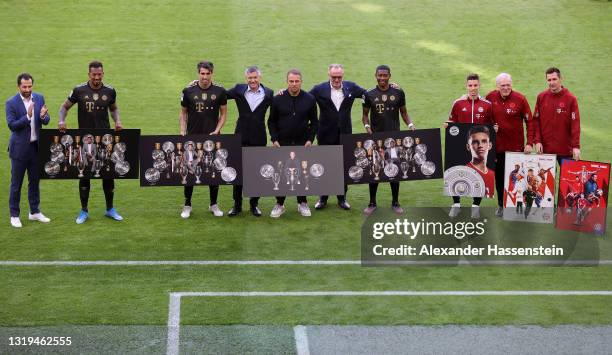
[6,73,51,228]
[309,64,366,210]
[226,66,274,217]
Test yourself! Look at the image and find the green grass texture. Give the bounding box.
[0,0,611,327]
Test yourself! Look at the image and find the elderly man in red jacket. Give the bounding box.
[485,72,534,217]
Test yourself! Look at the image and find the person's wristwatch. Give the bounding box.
[408,123,414,128]
[364,124,371,130]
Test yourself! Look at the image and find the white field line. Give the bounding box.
[166,290,612,355]
[293,325,310,355]
[2,260,612,266]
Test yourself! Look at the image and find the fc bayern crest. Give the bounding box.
[478,107,484,112]
[101,95,108,101]
[211,94,217,100]
[390,95,395,101]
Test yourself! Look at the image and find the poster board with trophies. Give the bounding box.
[139,134,242,186]
[341,129,443,185]
[38,129,140,179]
[242,146,344,197]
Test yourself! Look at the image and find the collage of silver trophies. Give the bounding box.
[44,133,131,178]
[259,151,325,192]
[348,136,437,183]
[143,138,238,186]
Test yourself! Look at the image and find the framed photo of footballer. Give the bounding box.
[502,152,556,224]
[340,129,443,184]
[556,159,610,235]
[139,134,242,186]
[443,123,496,198]
[242,146,344,197]
[39,129,140,179]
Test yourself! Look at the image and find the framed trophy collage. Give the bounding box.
[37,127,609,233]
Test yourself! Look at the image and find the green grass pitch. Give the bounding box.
[1,0,612,352]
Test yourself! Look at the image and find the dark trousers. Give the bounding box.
[184,185,218,207]
[9,142,40,217]
[369,182,400,206]
[276,196,307,205]
[452,196,482,205]
[319,184,348,203]
[495,152,506,207]
[80,178,114,211]
[233,185,259,208]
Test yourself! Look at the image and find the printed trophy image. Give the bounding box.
[139,134,242,186]
[38,129,140,179]
[341,129,442,184]
[243,146,344,197]
[443,123,496,198]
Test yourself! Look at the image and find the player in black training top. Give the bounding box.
[179,60,227,219]
[58,60,124,224]
[361,64,415,216]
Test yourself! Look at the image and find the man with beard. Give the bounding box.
[6,73,51,228]
[59,61,123,224]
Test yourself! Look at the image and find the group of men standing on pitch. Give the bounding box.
[6,61,580,227]
[444,68,580,219]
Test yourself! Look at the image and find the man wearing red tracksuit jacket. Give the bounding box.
[446,73,493,219]
[485,72,534,217]
[532,67,581,163]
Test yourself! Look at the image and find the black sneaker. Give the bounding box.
[250,206,262,217]
[228,206,242,217]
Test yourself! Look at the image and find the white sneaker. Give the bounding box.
[298,202,311,217]
[449,203,461,218]
[209,204,224,217]
[471,205,481,219]
[10,217,22,228]
[180,206,192,219]
[270,204,286,218]
[28,212,51,223]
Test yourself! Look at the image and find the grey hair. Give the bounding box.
[245,66,261,76]
[495,72,512,85]
[328,63,344,71]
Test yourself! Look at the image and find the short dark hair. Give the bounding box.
[467,125,491,140]
[466,73,480,81]
[89,61,104,71]
[17,73,33,85]
[376,65,391,74]
[197,61,214,73]
[545,67,561,77]
[286,68,302,79]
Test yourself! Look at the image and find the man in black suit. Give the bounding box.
[225,66,274,216]
[309,64,366,210]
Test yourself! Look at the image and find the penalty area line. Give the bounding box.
[166,290,612,355]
